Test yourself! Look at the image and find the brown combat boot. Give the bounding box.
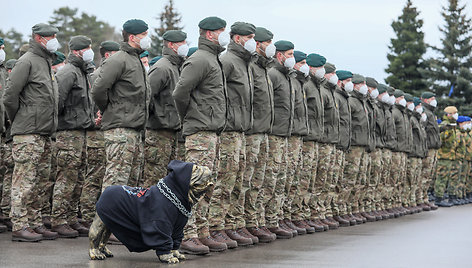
[326,217,341,228]
[260,226,277,240]
[70,222,89,237]
[268,226,292,239]
[42,216,52,229]
[210,230,238,249]
[279,220,298,237]
[352,213,365,224]
[342,215,357,226]
[284,219,307,235]
[33,225,58,240]
[200,235,228,252]
[237,227,259,244]
[12,227,43,242]
[333,215,350,227]
[360,212,376,222]
[306,220,325,232]
[180,238,210,255]
[293,220,315,234]
[427,202,438,210]
[321,218,338,230]
[0,223,6,233]
[51,224,79,238]
[315,219,330,231]
[247,227,273,243]
[225,229,253,246]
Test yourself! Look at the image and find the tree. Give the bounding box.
[0,29,26,60]
[421,0,472,114]
[149,0,183,57]
[49,7,78,52]
[385,0,427,96]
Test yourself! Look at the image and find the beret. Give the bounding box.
[52,51,66,65]
[404,93,414,102]
[254,27,273,42]
[19,43,29,54]
[274,40,294,51]
[437,119,442,124]
[378,84,388,94]
[162,30,187,42]
[0,38,3,46]
[394,89,404,98]
[336,70,353,80]
[324,62,335,73]
[293,50,306,63]
[100,40,120,51]
[421,91,436,99]
[149,56,162,66]
[123,19,148,34]
[387,86,395,95]
[69,35,92,50]
[230,22,256,35]
[306,53,326,67]
[187,47,198,57]
[140,51,149,58]
[198,16,226,30]
[444,106,458,114]
[352,74,366,84]
[5,59,17,69]
[32,23,58,36]
[366,77,378,88]
[457,115,470,123]
[413,97,421,107]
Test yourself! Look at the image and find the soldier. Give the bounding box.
[402,93,417,213]
[413,97,431,211]
[243,27,276,243]
[140,50,150,72]
[173,16,228,254]
[144,30,188,188]
[4,23,59,241]
[449,115,467,205]
[460,117,472,203]
[51,51,66,73]
[0,39,8,233]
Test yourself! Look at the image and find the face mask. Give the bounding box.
[243,38,257,53]
[264,43,276,58]
[43,37,60,52]
[381,93,390,103]
[56,65,64,72]
[137,35,152,50]
[416,107,423,114]
[407,103,415,111]
[398,99,407,107]
[430,99,437,107]
[314,67,326,79]
[452,113,459,120]
[370,89,379,99]
[389,96,396,105]
[144,65,150,72]
[343,81,354,92]
[177,44,189,57]
[283,56,296,69]
[82,49,94,63]
[358,84,368,95]
[0,50,5,63]
[299,64,309,76]
[216,31,230,47]
[421,113,427,122]
[328,74,338,85]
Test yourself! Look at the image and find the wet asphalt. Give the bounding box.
[1,205,472,268]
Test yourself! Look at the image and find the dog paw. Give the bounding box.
[171,250,186,260]
[100,246,114,258]
[158,253,180,264]
[89,248,106,260]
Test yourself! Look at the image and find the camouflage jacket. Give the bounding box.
[437,118,458,160]
[464,131,472,161]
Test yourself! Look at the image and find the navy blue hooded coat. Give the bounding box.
[96,160,193,255]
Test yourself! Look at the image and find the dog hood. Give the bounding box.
[162,160,194,212]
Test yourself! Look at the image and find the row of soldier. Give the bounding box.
[0,16,444,256]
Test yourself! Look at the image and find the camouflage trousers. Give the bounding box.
[332,148,346,216]
[183,131,219,239]
[264,135,288,228]
[344,146,368,214]
[0,137,4,215]
[465,161,472,195]
[41,140,57,217]
[292,141,315,221]
[10,135,52,231]
[446,159,464,197]
[358,153,371,213]
[143,129,177,188]
[422,149,438,203]
[434,159,458,198]
[363,148,383,213]
[0,142,13,217]
[243,133,268,228]
[405,157,421,207]
[79,130,105,223]
[315,143,335,219]
[51,130,86,226]
[102,128,141,191]
[306,142,320,220]
[379,149,393,210]
[282,136,303,220]
[389,152,406,207]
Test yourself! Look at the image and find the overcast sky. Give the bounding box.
[3,0,471,82]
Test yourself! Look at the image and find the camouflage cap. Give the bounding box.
[444,106,458,114]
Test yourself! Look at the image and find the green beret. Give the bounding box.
[0,38,4,46]
[198,16,226,30]
[32,23,58,36]
[306,53,326,67]
[378,84,388,94]
[394,89,404,98]
[69,35,92,51]
[404,93,413,102]
[274,40,294,51]
[324,62,336,73]
[352,74,366,84]
[230,22,256,36]
[19,44,29,55]
[163,30,187,42]
[254,27,273,42]
[366,77,378,88]
[123,19,148,34]
[294,50,306,63]
[413,97,421,107]
[5,59,17,69]
[100,41,120,51]
[387,86,395,95]
[421,91,436,99]
[53,51,66,65]
[149,56,162,66]
[336,70,353,80]
[140,51,149,58]
[187,47,198,57]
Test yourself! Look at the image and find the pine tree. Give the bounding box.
[385,0,427,96]
[421,0,472,114]
[0,29,25,60]
[149,0,183,57]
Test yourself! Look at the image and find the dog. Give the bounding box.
[88,160,213,264]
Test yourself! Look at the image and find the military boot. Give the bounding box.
[180,238,210,255]
[321,218,339,229]
[42,216,52,229]
[352,213,365,224]
[70,222,89,237]
[360,212,376,222]
[268,226,292,239]
[306,220,326,232]
[279,220,297,237]
[284,219,307,235]
[333,215,350,227]
[225,229,253,246]
[33,225,58,240]
[201,234,230,251]
[210,230,238,249]
[315,219,330,230]
[293,220,315,234]
[0,223,7,233]
[435,196,452,207]
[247,227,273,243]
[342,215,357,225]
[107,233,123,245]
[260,226,277,240]
[12,227,43,242]
[427,202,438,210]
[237,227,259,244]
[51,224,79,238]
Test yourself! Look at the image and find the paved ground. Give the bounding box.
[1,205,472,267]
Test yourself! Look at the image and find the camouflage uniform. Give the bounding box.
[129,131,144,187]
[344,146,368,214]
[448,129,466,198]
[293,141,317,221]
[0,142,13,217]
[143,130,177,188]
[282,136,303,220]
[464,131,472,197]
[434,119,458,198]
[41,139,56,218]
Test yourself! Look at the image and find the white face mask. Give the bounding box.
[430,99,437,107]
[144,65,150,73]
[358,84,368,95]
[370,89,379,99]
[216,31,230,47]
[421,113,427,122]
[264,43,276,58]
[452,113,459,120]
[56,65,65,72]
[0,49,5,63]
[344,81,354,92]
[299,64,309,76]
[416,107,423,114]
[82,49,94,63]
[328,74,338,85]
[243,38,257,53]
[398,99,407,107]
[407,103,415,111]
[381,93,390,103]
[283,56,296,69]
[314,67,326,79]
[177,44,189,57]
[43,37,60,52]
[389,95,396,105]
[138,35,152,50]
